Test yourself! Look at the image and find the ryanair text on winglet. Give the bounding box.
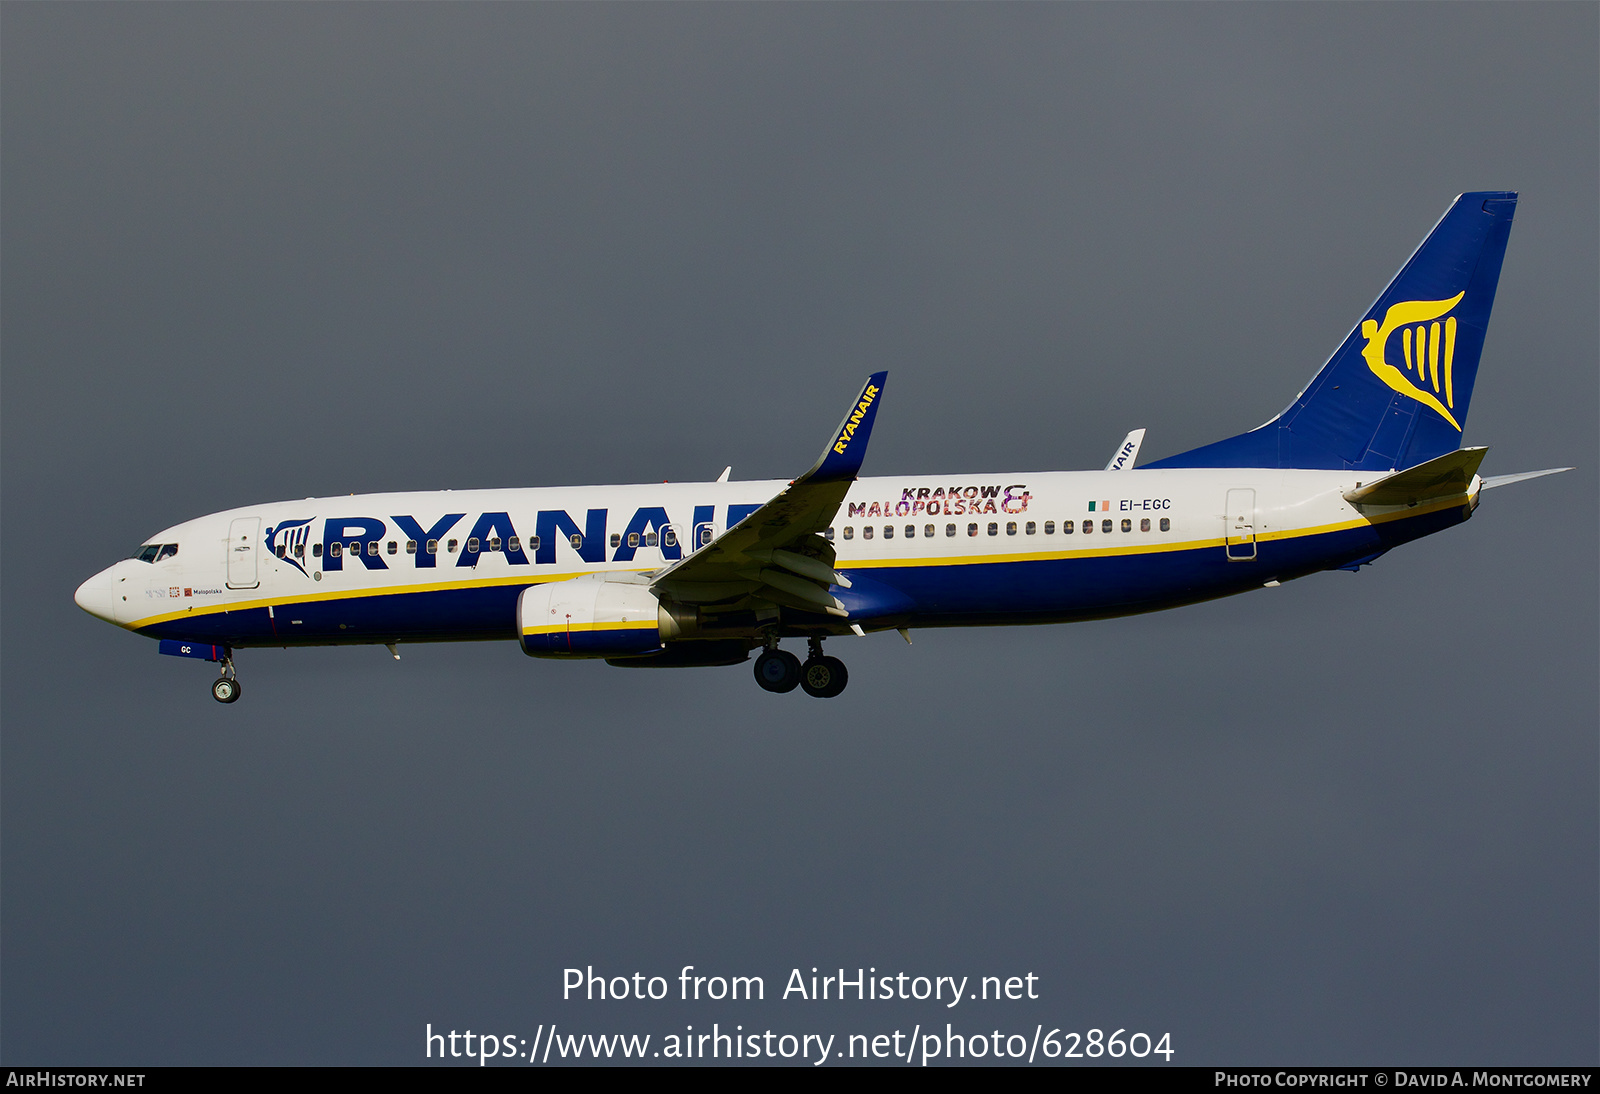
[832,385,880,455]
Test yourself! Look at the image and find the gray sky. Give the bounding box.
[4,3,1594,1065]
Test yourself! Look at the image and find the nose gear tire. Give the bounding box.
[212,677,241,704]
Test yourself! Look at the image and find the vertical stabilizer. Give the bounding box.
[1147,192,1516,471]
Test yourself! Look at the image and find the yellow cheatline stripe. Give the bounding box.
[521,620,659,637]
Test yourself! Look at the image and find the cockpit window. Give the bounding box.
[156,544,178,561]
[132,543,178,563]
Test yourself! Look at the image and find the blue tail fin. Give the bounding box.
[1147,192,1517,472]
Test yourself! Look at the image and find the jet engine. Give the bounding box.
[518,573,665,658]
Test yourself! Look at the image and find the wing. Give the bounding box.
[651,372,887,618]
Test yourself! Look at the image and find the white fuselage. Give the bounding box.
[75,467,1476,646]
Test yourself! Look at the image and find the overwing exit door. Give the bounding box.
[1225,489,1256,561]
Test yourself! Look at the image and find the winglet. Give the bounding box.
[797,372,888,484]
[1105,428,1146,471]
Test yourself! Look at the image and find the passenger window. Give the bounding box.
[294,543,305,558]
[349,542,360,555]
[988,522,998,536]
[663,528,677,547]
[467,538,481,553]
[508,537,520,553]
[488,537,501,552]
[569,533,583,550]
[366,540,377,555]
[447,539,458,553]
[824,527,835,542]
[1044,521,1055,535]
[313,543,323,558]
[1121,519,1132,533]
[924,524,934,538]
[843,527,854,540]
[426,539,437,554]
[626,532,638,548]
[610,533,622,548]
[1006,522,1017,535]
[387,541,398,554]
[904,525,915,538]
[1025,522,1036,535]
[968,523,978,537]
[529,536,541,551]
[945,524,956,537]
[330,542,342,558]
[157,544,178,561]
[1160,518,1170,532]
[646,531,658,547]
[883,525,893,539]
[276,544,287,558]
[1102,519,1113,533]
[1082,520,1093,534]
[863,526,874,540]
[1140,518,1150,532]
[1062,521,1073,534]
[407,540,418,554]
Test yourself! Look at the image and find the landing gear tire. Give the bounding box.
[212,676,242,704]
[754,649,802,693]
[800,655,849,698]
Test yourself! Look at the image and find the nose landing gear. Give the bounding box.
[211,655,241,704]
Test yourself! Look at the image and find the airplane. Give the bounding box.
[74,192,1571,704]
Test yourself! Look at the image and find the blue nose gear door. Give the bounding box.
[227,517,261,589]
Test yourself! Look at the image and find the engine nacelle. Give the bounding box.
[518,574,664,658]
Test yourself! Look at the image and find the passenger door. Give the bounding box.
[1225,489,1257,561]
[227,517,261,589]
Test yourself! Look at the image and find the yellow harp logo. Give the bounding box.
[1359,293,1466,431]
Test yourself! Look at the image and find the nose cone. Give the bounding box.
[74,568,118,624]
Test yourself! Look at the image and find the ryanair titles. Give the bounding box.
[263,505,750,577]
[832,383,880,456]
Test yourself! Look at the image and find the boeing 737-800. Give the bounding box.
[74,192,1569,703]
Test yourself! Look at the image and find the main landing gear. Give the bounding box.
[753,637,848,698]
[211,654,241,704]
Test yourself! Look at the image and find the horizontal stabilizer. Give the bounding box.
[1481,467,1573,490]
[1343,446,1486,507]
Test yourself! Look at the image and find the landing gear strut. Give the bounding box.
[211,653,241,704]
